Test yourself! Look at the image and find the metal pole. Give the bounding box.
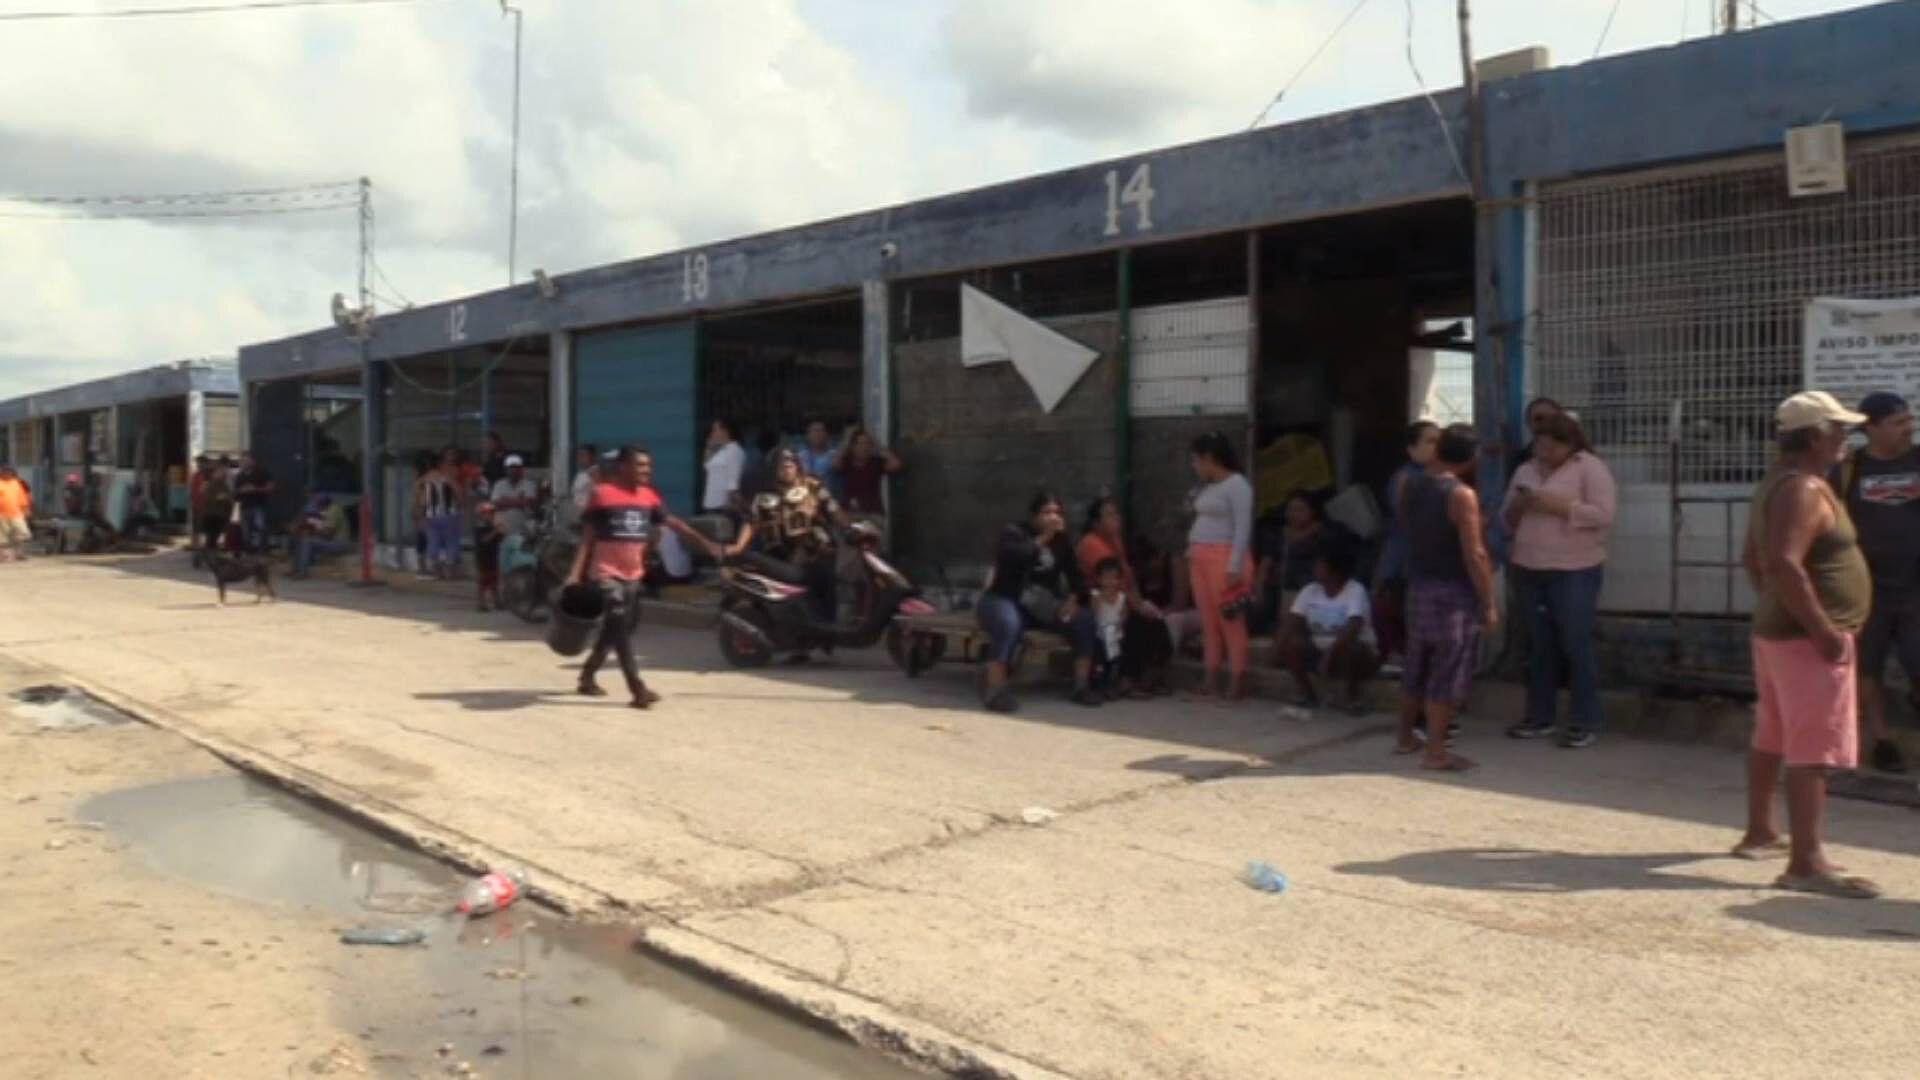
[1458,0,1502,461]
[357,177,371,315]
[502,1,523,285]
[1721,0,1739,32]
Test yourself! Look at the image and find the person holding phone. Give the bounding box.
[1502,413,1617,749]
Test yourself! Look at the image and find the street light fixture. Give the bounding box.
[500,0,523,285]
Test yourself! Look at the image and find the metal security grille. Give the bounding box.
[1535,136,1920,487]
[1532,134,1920,614]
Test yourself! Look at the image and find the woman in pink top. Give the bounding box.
[1502,413,1618,748]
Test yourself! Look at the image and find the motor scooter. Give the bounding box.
[715,522,936,667]
[500,504,575,623]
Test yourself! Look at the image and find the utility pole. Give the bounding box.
[1721,0,1740,33]
[1457,0,1503,467]
[500,0,523,285]
[356,176,373,318]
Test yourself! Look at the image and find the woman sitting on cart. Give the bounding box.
[976,490,1103,714]
[723,448,850,659]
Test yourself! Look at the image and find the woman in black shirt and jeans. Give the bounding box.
[976,491,1102,712]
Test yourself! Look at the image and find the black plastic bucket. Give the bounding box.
[545,583,607,657]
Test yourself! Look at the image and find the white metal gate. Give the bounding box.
[1531,134,1920,613]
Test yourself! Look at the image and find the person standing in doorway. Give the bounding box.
[489,454,540,538]
[1735,391,1880,899]
[567,444,599,529]
[1503,413,1618,748]
[567,446,717,709]
[481,431,510,489]
[200,459,234,562]
[836,425,902,519]
[233,452,275,552]
[703,419,746,513]
[0,464,32,562]
[1375,421,1440,662]
[1836,392,1920,774]
[1185,431,1254,701]
[187,456,212,553]
[1395,424,1498,771]
[798,420,841,498]
[419,448,464,580]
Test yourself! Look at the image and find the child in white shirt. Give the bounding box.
[1090,558,1129,699]
[1278,546,1380,713]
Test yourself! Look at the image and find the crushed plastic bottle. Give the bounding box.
[1240,861,1288,894]
[456,867,529,917]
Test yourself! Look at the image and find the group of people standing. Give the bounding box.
[702,417,902,521]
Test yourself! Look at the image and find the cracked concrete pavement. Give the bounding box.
[4,550,1920,1078]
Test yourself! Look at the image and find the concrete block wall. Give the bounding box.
[1128,415,1248,556]
[892,314,1120,583]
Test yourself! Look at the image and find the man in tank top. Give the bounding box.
[1735,391,1880,899]
[1394,424,1498,771]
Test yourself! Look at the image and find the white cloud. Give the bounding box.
[0,0,1876,401]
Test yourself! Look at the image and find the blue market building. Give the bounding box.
[237,2,1920,644]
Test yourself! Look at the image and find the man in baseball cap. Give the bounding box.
[489,452,539,538]
[1733,389,1880,897]
[1834,391,1920,774]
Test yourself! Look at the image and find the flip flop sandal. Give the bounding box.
[1420,753,1477,773]
[1730,839,1791,861]
[1775,871,1882,900]
[1392,741,1424,756]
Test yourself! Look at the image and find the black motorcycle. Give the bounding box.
[715,523,936,667]
[501,505,577,624]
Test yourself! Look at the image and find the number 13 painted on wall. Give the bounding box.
[1104,162,1156,237]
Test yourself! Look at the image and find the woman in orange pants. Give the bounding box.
[1185,431,1254,699]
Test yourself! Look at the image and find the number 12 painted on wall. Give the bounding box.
[1104,163,1156,237]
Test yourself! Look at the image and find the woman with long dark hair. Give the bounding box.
[1185,432,1254,700]
[976,491,1102,712]
[1076,496,1174,696]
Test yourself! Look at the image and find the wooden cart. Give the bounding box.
[885,609,1068,678]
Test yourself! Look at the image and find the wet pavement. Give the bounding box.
[10,684,135,731]
[82,775,924,1079]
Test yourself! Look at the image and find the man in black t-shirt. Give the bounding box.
[1838,392,1920,774]
[233,453,275,552]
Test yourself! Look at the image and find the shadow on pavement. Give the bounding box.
[413,689,595,712]
[1725,896,1920,941]
[1332,847,1741,894]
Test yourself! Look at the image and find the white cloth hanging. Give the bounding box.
[959,283,1101,414]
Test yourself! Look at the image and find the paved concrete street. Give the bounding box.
[5,550,1920,1078]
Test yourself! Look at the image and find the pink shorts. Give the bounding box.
[1751,634,1858,769]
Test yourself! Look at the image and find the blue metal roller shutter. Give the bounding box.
[573,321,699,516]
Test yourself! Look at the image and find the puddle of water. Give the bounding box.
[82,776,924,1080]
[11,684,135,731]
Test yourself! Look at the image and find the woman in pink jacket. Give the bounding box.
[1503,412,1618,749]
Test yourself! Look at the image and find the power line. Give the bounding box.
[0,0,420,22]
[1593,0,1627,58]
[4,180,357,207]
[0,201,357,220]
[1402,0,1470,185]
[1247,0,1373,130]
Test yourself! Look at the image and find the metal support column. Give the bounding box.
[549,329,572,463]
[861,279,891,442]
[1245,230,1261,465]
[1116,249,1134,518]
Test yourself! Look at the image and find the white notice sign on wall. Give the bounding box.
[1804,297,1920,407]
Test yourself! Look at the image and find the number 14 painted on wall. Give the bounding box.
[1103,163,1156,237]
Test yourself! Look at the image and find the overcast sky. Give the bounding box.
[0,0,1874,399]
